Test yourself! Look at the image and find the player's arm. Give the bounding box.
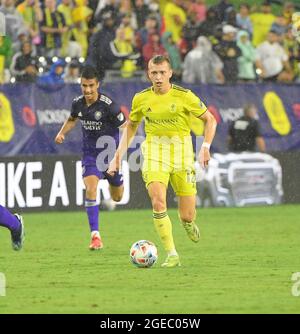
[256,137,266,152]
[55,116,78,144]
[107,120,140,174]
[198,111,217,168]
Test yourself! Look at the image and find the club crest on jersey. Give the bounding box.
[170,104,176,113]
[94,111,102,121]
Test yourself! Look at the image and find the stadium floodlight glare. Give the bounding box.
[52,56,58,63]
[79,57,85,63]
[10,77,16,84]
[39,67,44,73]
[65,57,71,63]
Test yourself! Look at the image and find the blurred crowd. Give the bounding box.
[1,0,300,84]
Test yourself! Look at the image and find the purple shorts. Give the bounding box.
[82,157,123,187]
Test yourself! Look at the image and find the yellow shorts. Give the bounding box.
[141,138,197,196]
[142,168,197,196]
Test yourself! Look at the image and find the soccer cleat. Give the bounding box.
[161,255,181,268]
[89,235,103,250]
[181,221,200,243]
[11,214,25,251]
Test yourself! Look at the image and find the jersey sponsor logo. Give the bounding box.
[146,107,152,113]
[100,95,112,105]
[94,111,102,121]
[81,120,102,130]
[170,104,176,113]
[117,112,125,122]
[78,112,83,117]
[145,117,178,124]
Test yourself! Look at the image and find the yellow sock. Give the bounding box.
[153,211,176,253]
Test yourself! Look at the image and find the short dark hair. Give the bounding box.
[149,55,171,67]
[81,65,99,81]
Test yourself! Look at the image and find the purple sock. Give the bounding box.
[85,199,99,232]
[0,205,21,232]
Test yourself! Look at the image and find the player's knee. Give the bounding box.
[86,186,98,199]
[179,211,194,223]
[152,197,166,212]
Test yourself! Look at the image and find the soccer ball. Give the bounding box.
[130,240,158,268]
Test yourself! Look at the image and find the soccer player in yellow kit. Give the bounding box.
[108,55,217,267]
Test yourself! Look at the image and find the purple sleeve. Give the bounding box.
[109,101,126,127]
[70,100,79,118]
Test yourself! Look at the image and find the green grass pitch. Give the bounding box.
[0,206,300,314]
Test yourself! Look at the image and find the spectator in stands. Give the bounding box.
[213,24,241,84]
[64,59,81,83]
[181,11,202,56]
[71,0,93,58]
[224,7,238,29]
[250,1,276,47]
[136,14,158,53]
[0,0,28,53]
[0,35,12,83]
[14,26,35,55]
[16,0,42,45]
[213,0,233,22]
[256,29,293,82]
[40,0,68,58]
[119,0,137,30]
[237,30,256,82]
[10,40,38,82]
[228,103,266,153]
[57,0,75,57]
[87,11,117,80]
[283,25,300,81]
[163,0,187,43]
[112,27,137,78]
[162,31,182,81]
[119,12,135,48]
[236,3,253,37]
[198,7,220,38]
[188,0,207,23]
[37,58,65,85]
[270,15,290,40]
[94,0,119,28]
[87,11,139,80]
[134,0,150,30]
[283,1,295,25]
[182,36,224,84]
[142,31,166,66]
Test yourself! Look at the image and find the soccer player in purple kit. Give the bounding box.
[55,66,126,250]
[0,205,25,250]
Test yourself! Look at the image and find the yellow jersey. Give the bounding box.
[250,13,276,47]
[163,3,187,43]
[129,84,207,138]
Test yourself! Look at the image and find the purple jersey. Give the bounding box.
[70,93,126,158]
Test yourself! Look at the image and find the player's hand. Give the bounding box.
[107,156,120,176]
[198,147,210,169]
[55,133,65,144]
